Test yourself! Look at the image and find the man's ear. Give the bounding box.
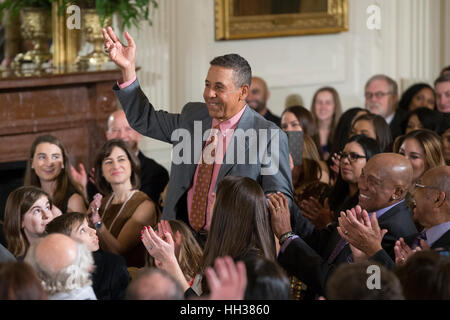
[391,186,405,201]
[240,84,249,101]
[434,191,446,208]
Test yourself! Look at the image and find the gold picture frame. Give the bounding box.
[215,0,348,40]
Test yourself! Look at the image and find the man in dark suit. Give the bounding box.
[71,110,169,206]
[342,165,450,269]
[270,153,417,297]
[102,27,292,243]
[246,76,281,127]
[364,74,407,141]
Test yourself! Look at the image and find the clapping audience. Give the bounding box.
[2,65,450,302]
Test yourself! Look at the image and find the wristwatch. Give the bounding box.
[94,221,102,230]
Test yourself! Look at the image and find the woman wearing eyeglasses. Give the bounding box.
[300,134,381,229]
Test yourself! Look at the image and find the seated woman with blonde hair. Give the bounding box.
[88,139,158,268]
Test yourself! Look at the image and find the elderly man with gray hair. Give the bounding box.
[25,233,96,300]
[364,74,407,140]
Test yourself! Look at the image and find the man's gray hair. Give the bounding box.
[25,242,94,295]
[365,74,398,96]
[210,54,252,89]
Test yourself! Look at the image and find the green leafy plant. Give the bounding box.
[0,0,52,19]
[54,0,158,29]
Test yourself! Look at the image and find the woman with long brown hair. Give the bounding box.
[141,175,276,296]
[3,186,55,259]
[24,135,86,213]
[310,87,343,160]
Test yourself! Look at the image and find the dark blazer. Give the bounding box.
[263,109,281,127]
[92,250,130,300]
[138,151,169,206]
[371,227,450,269]
[114,79,293,226]
[389,108,408,142]
[278,200,417,296]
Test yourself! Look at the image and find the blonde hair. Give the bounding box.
[394,129,445,174]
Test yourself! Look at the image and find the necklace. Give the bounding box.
[104,190,137,231]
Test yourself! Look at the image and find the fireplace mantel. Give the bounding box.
[0,68,122,169]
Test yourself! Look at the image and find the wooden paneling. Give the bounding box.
[0,69,122,169]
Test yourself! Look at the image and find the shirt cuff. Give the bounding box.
[117,76,137,89]
[280,235,299,253]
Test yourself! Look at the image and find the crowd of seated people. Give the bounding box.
[1,65,450,301]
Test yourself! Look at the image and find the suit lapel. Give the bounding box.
[431,229,450,249]
[179,110,212,190]
[216,106,254,186]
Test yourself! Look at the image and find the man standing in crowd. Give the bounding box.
[246,76,281,126]
[102,27,292,244]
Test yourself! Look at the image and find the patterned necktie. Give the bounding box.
[190,126,219,231]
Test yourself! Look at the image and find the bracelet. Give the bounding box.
[279,231,295,246]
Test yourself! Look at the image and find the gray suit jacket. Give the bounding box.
[114,79,293,222]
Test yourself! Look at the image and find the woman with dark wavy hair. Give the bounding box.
[403,107,443,134]
[351,113,392,152]
[300,135,381,229]
[398,83,436,112]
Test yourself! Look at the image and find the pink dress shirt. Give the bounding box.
[187,106,247,231]
[118,76,247,231]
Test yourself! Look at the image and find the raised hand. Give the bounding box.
[141,226,190,290]
[70,163,88,188]
[102,26,136,81]
[330,152,341,174]
[300,197,334,229]
[267,192,292,239]
[206,256,247,300]
[157,220,183,259]
[88,193,103,224]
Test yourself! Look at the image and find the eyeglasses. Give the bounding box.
[365,91,392,99]
[339,151,366,162]
[414,183,440,191]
